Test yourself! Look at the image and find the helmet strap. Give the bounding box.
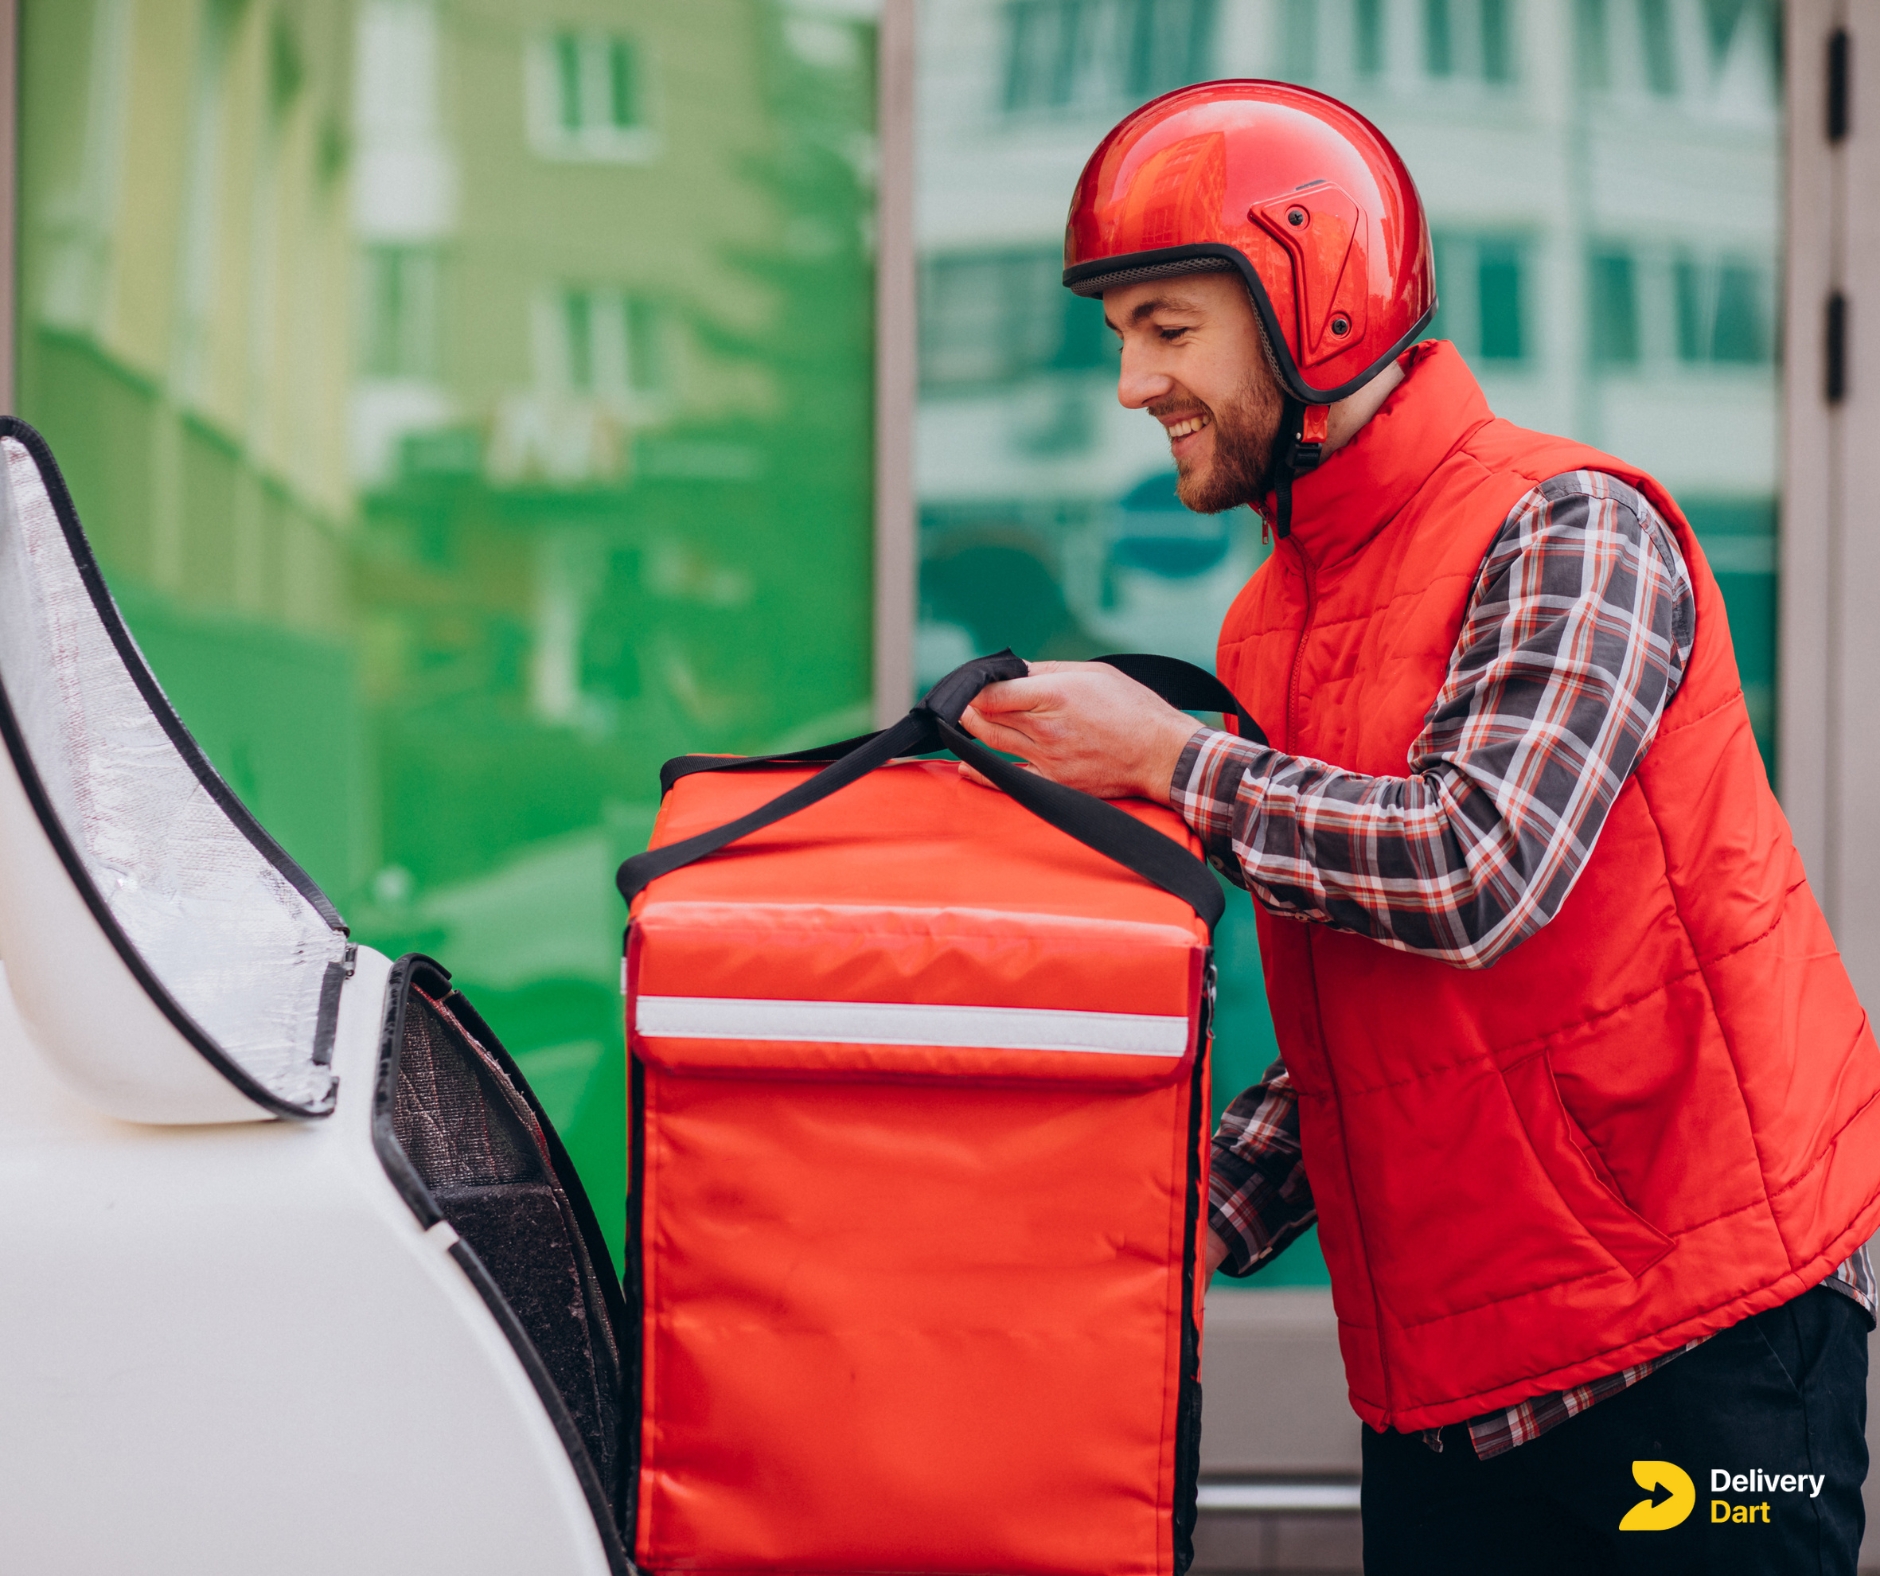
[1271,398,1330,541]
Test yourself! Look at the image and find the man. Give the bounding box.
[962,81,1880,1574]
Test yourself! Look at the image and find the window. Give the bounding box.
[1638,0,1678,96]
[920,250,1111,389]
[1476,240,1524,360]
[555,287,667,399]
[1675,254,1771,365]
[1579,0,1776,101]
[361,245,440,379]
[1002,0,1215,114]
[1422,0,1515,84]
[1576,0,1613,87]
[529,31,656,162]
[1701,0,1779,80]
[1428,233,1531,366]
[1425,0,1455,76]
[1355,0,1386,76]
[1481,0,1513,81]
[1282,0,1317,81]
[1589,248,1641,365]
[13,0,882,1282]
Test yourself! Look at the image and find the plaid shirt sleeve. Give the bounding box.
[1208,1056,1318,1277]
[1171,471,1696,969]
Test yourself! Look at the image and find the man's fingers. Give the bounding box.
[966,674,1069,718]
[959,708,1041,758]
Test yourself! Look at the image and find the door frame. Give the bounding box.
[1783,0,1880,998]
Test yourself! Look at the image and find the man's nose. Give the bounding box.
[1116,345,1173,410]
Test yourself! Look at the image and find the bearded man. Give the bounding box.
[962,81,1880,1576]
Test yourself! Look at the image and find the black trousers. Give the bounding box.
[1361,1283,1870,1575]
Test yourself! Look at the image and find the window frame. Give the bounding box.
[1781,0,1880,1001]
[523,27,661,166]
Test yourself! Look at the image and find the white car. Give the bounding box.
[0,417,633,1573]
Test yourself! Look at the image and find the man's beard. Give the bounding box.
[1161,375,1284,515]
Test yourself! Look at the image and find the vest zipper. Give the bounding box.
[1285,547,1316,751]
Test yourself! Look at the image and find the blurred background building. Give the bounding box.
[18,0,878,1254]
[9,1,1877,1570]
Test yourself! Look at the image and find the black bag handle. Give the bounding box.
[1091,653,1267,746]
[618,651,1263,929]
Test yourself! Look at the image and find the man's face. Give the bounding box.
[1103,271,1285,514]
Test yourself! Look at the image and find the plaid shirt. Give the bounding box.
[1182,471,1876,1455]
[1174,470,1696,967]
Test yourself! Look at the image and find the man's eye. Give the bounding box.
[1158,325,1189,342]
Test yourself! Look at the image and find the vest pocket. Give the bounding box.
[1503,1053,1673,1278]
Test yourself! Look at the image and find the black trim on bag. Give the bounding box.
[623,1035,648,1547]
[1063,242,1437,407]
[372,953,634,1575]
[1172,955,1213,1576]
[0,417,346,1118]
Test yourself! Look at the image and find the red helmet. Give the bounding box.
[1064,80,1435,407]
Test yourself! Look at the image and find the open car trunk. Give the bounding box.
[376,955,633,1556]
[0,414,633,1571]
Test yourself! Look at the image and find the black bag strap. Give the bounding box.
[617,651,1263,929]
[1091,653,1267,745]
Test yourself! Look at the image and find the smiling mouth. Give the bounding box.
[1165,412,1211,441]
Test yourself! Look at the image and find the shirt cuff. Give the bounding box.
[1172,725,1211,797]
[1170,726,1260,887]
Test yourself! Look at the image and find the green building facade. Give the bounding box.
[17,0,880,1266]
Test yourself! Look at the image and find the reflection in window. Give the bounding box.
[1576,0,1613,86]
[1481,0,1513,81]
[362,246,441,380]
[921,251,1111,388]
[1425,0,1454,76]
[554,32,639,132]
[1355,0,1386,76]
[1429,234,1530,365]
[557,289,667,400]
[1638,0,1678,95]
[1283,0,1317,81]
[1477,240,1524,360]
[1675,255,1771,365]
[1002,0,1216,113]
[1407,0,1518,85]
[530,31,655,161]
[20,0,880,1268]
[1576,0,1779,100]
[1589,249,1641,366]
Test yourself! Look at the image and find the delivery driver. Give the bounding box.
[962,82,1880,1574]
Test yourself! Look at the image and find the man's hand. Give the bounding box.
[959,660,1205,803]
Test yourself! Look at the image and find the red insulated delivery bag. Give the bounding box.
[616,653,1254,1576]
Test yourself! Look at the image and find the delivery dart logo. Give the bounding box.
[1619,1460,1697,1531]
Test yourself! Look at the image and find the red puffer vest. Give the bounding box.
[1216,341,1880,1433]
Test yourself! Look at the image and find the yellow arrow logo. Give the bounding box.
[1619,1460,1696,1531]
